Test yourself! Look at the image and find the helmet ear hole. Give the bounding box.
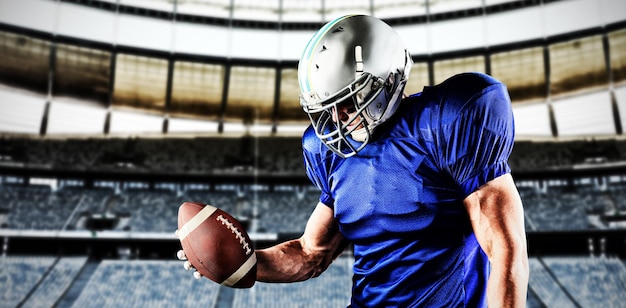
[365,88,388,120]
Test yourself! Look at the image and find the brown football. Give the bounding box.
[177,201,256,288]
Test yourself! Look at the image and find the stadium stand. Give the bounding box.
[607,184,626,211]
[4,137,626,175]
[0,256,56,307]
[0,185,75,230]
[0,185,115,231]
[232,256,353,307]
[183,190,240,217]
[527,258,578,307]
[3,254,626,307]
[254,190,317,233]
[112,189,185,233]
[520,188,593,231]
[21,256,88,308]
[525,291,544,308]
[542,256,626,307]
[4,178,626,235]
[70,260,221,308]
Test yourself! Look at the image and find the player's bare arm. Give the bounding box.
[255,202,349,283]
[464,173,529,308]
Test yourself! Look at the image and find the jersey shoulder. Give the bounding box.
[302,125,340,170]
[422,72,511,123]
[302,125,327,157]
[435,72,505,100]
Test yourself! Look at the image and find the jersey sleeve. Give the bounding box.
[437,74,515,198]
[302,126,336,207]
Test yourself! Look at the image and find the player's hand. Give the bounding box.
[175,230,203,279]
[177,249,203,279]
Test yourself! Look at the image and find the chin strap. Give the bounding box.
[351,127,368,142]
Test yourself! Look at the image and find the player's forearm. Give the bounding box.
[255,239,322,283]
[487,248,529,308]
[255,203,347,283]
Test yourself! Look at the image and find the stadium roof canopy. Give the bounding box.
[0,0,625,138]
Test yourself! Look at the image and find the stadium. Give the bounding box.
[1,0,626,306]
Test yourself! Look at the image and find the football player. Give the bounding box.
[180,14,529,307]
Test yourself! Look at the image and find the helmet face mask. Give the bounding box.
[301,72,384,156]
[298,15,412,158]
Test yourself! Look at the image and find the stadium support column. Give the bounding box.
[219,65,231,134]
[39,102,50,136]
[273,0,282,133]
[163,1,177,135]
[104,1,120,135]
[40,43,57,136]
[611,91,622,135]
[104,51,118,135]
[426,0,434,87]
[163,57,174,134]
[544,45,558,137]
[218,0,234,134]
[272,66,280,134]
[482,0,490,77]
[604,33,623,135]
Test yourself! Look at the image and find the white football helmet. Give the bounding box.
[298,14,413,158]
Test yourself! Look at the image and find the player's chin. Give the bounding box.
[343,121,364,132]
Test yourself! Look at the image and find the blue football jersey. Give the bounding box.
[302,72,515,307]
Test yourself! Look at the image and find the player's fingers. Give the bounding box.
[174,234,197,278]
[174,229,179,239]
[193,270,202,279]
